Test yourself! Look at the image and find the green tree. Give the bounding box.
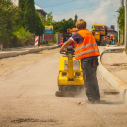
[66,18,75,28]
[18,0,26,28]
[53,17,76,33]
[0,0,19,47]
[45,12,54,25]
[117,7,125,32]
[18,0,36,33]
[74,14,78,23]
[42,12,77,33]
[117,7,125,44]
[53,21,61,33]
[35,11,44,35]
[24,0,36,33]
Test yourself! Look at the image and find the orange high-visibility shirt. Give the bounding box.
[75,29,100,60]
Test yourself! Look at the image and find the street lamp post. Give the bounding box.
[118,26,120,43]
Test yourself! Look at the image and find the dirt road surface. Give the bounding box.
[0,47,127,127]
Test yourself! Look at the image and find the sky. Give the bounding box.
[34,0,121,31]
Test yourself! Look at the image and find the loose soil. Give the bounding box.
[0,48,60,75]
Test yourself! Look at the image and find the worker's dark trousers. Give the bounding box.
[81,57,100,102]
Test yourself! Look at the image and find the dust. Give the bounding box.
[74,88,86,98]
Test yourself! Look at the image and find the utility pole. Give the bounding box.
[118,26,120,43]
[125,0,127,49]
[121,0,124,7]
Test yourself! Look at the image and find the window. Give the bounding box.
[92,26,105,31]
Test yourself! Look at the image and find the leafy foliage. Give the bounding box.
[117,7,125,33]
[41,12,77,33]
[45,12,54,25]
[35,11,44,35]
[19,0,36,33]
[13,27,34,46]
[53,18,76,33]
[24,0,36,33]
[0,1,78,47]
[74,14,78,23]
[18,0,26,28]
[0,0,19,47]
[19,0,44,35]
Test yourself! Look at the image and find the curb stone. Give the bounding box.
[0,45,59,59]
[98,46,127,104]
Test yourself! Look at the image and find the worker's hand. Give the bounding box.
[59,48,66,53]
[64,48,67,52]
[59,48,64,53]
[59,39,73,53]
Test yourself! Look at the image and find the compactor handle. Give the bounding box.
[60,46,75,56]
[66,46,75,55]
[66,46,73,51]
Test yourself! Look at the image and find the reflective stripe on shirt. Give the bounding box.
[75,44,98,51]
[75,49,99,57]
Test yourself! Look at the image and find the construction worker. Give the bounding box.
[103,36,107,46]
[60,19,100,104]
[92,27,96,31]
[110,34,114,45]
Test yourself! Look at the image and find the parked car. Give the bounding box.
[60,32,74,47]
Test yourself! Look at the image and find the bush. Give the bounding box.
[13,27,34,46]
[0,0,20,47]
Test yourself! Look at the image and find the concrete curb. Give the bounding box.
[0,45,59,59]
[98,47,127,103]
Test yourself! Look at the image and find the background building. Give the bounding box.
[35,5,47,18]
[11,0,47,18]
[11,0,18,6]
[106,25,117,37]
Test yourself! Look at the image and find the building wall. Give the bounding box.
[11,0,18,6]
[37,10,46,18]
[11,0,46,18]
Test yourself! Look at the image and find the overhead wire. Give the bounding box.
[53,1,120,15]
[53,1,101,14]
[40,0,77,8]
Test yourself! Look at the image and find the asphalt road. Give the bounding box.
[0,48,127,127]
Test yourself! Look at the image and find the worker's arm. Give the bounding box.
[59,38,74,53]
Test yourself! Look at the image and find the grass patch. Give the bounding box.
[48,42,56,44]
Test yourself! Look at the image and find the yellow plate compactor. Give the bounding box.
[55,46,84,97]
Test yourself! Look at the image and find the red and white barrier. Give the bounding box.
[35,36,39,47]
[60,37,63,46]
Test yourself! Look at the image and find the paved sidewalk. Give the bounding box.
[0,45,59,59]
